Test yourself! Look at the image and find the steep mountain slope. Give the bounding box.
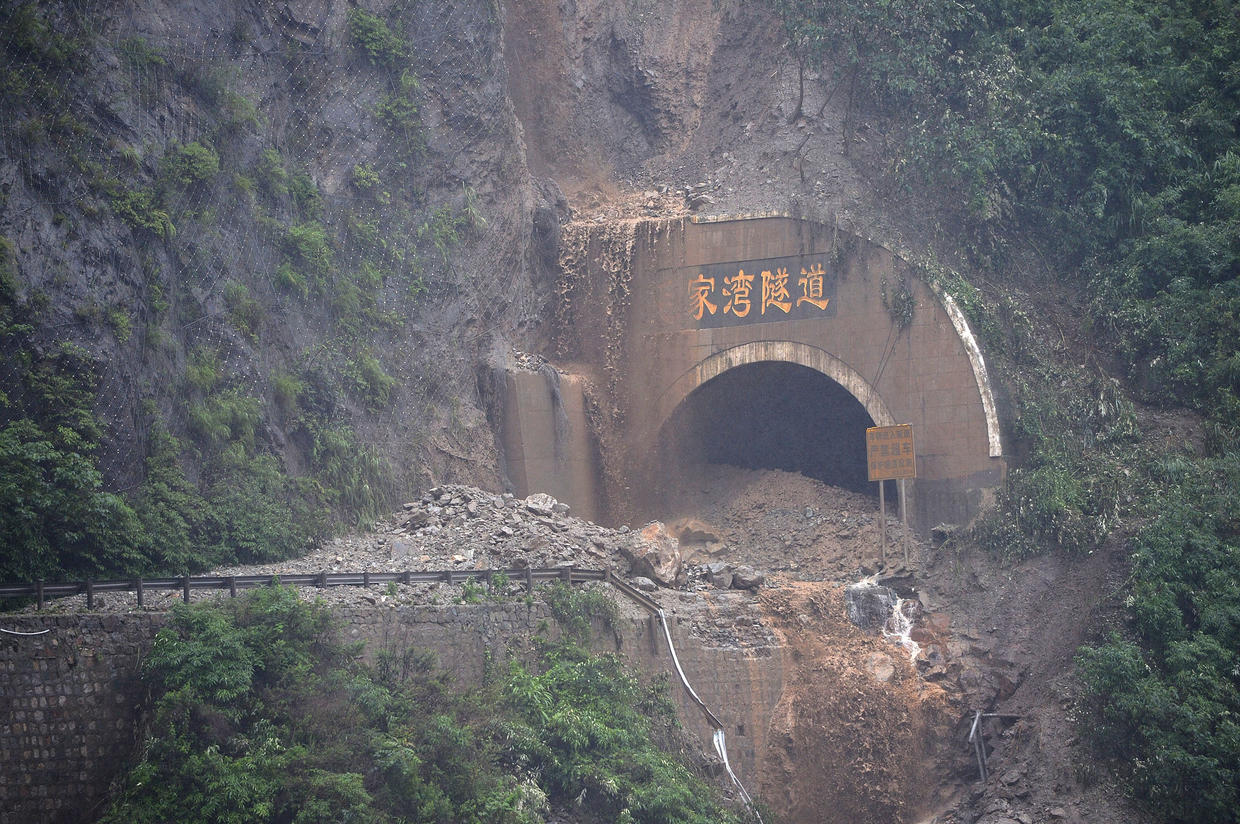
[0,0,560,579]
[3,1,1236,823]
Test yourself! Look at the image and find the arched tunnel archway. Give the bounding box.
[655,361,879,494]
[530,214,1006,532]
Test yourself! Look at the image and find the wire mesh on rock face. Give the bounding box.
[0,0,522,526]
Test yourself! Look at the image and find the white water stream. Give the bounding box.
[882,598,922,662]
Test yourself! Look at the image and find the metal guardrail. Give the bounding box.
[0,566,613,611]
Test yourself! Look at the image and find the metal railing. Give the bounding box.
[0,566,620,611]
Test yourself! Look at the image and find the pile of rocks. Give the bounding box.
[20,485,770,615]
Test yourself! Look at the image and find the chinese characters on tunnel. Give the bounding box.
[683,254,837,328]
[866,424,917,481]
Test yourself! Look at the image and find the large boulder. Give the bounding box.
[523,492,558,516]
[703,561,733,589]
[731,565,766,590]
[845,580,899,633]
[621,522,684,587]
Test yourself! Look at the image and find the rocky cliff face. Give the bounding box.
[0,0,562,566]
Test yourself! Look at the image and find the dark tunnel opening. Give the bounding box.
[655,361,883,496]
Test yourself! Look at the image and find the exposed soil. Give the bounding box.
[644,463,1154,824]
[759,581,954,824]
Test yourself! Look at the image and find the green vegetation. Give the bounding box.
[118,36,166,69]
[773,0,1240,411]
[771,1,1240,820]
[160,141,220,189]
[0,3,480,590]
[102,585,745,824]
[376,69,423,136]
[346,6,424,157]
[352,162,381,191]
[346,8,409,70]
[110,187,175,238]
[1077,453,1240,822]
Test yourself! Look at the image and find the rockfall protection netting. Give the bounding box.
[0,0,518,498]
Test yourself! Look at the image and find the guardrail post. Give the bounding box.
[363,571,370,587]
[317,571,327,588]
[560,567,572,583]
[228,576,237,597]
[182,575,190,603]
[85,580,94,610]
[526,567,534,593]
[36,580,44,611]
[401,571,410,585]
[442,570,453,585]
[135,579,143,608]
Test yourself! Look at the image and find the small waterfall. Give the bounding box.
[883,598,921,662]
[538,362,571,464]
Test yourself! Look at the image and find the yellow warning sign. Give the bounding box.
[866,424,916,481]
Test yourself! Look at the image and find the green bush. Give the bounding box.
[161,142,220,189]
[110,187,175,238]
[283,221,333,280]
[198,446,319,565]
[347,351,396,409]
[255,148,289,198]
[103,586,744,824]
[375,69,424,151]
[346,8,407,69]
[222,280,262,339]
[352,162,381,191]
[0,418,144,581]
[1077,452,1240,823]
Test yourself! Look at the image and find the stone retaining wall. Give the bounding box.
[1,597,784,824]
[0,614,165,824]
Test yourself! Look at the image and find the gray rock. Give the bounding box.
[391,540,412,561]
[524,492,558,516]
[403,510,432,529]
[630,576,658,592]
[704,561,733,589]
[845,581,899,632]
[731,565,764,589]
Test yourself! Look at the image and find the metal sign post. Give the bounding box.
[866,424,917,569]
[878,480,887,566]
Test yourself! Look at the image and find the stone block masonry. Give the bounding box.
[0,614,165,824]
[1,597,786,823]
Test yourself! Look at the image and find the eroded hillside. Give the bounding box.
[3,1,1237,824]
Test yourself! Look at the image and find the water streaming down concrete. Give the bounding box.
[499,366,600,522]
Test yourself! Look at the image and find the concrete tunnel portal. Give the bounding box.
[501,215,1007,534]
[657,359,878,495]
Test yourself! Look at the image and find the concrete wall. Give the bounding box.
[0,600,784,823]
[555,216,1006,532]
[499,369,600,522]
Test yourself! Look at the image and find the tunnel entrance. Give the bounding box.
[655,361,876,494]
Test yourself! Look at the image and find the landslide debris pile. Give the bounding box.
[24,484,784,614]
[655,465,918,579]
